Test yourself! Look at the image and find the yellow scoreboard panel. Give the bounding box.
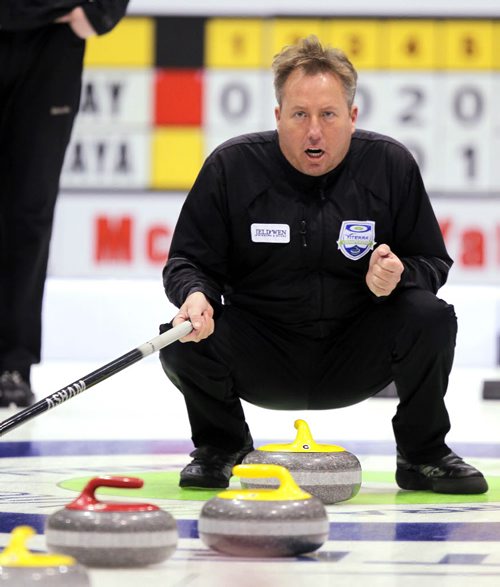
[60,16,500,194]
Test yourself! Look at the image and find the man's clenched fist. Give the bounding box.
[365,244,404,297]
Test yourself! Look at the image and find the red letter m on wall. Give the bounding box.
[94,216,132,262]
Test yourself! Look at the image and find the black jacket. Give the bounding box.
[0,0,128,35]
[163,129,453,338]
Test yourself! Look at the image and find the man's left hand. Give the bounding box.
[365,244,404,297]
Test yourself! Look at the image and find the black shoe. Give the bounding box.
[179,444,254,489]
[0,371,35,408]
[396,450,488,494]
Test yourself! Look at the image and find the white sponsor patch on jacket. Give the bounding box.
[337,220,376,260]
[251,223,290,243]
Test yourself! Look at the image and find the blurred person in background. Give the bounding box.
[0,1,129,406]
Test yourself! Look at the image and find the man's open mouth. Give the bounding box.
[305,148,324,159]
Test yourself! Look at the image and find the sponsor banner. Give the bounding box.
[48,192,186,278]
[433,199,500,284]
[48,194,500,282]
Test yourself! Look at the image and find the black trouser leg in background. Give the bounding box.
[160,288,457,463]
[0,26,84,380]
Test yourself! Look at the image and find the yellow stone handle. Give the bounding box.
[257,419,346,453]
[217,463,312,501]
[0,526,76,567]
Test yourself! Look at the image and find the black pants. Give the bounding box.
[0,25,84,380]
[160,288,458,464]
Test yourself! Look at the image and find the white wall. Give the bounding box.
[42,278,500,368]
[128,0,500,17]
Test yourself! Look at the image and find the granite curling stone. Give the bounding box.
[241,419,362,504]
[199,463,329,557]
[45,475,177,567]
[0,526,90,586]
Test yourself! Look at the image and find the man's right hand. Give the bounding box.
[172,292,214,343]
[55,7,97,38]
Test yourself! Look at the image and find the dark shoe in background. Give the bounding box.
[179,443,254,489]
[0,371,35,408]
[396,450,488,494]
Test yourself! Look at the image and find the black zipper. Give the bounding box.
[299,219,307,248]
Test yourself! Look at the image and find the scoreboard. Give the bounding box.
[60,16,500,192]
[52,13,500,282]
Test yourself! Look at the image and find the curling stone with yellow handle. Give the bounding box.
[0,526,90,586]
[45,476,178,567]
[198,464,329,557]
[241,419,361,504]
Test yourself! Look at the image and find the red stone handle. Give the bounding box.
[65,475,158,512]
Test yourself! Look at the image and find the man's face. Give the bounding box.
[275,68,358,176]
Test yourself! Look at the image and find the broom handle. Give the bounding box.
[0,321,192,437]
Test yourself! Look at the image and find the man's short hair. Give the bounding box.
[272,35,358,108]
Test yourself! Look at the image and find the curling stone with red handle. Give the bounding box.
[45,476,177,567]
[0,526,90,586]
[241,419,361,504]
[199,464,329,557]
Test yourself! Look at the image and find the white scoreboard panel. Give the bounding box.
[357,73,498,191]
[200,70,500,193]
[62,68,153,189]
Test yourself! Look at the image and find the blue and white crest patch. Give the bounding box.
[337,220,376,260]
